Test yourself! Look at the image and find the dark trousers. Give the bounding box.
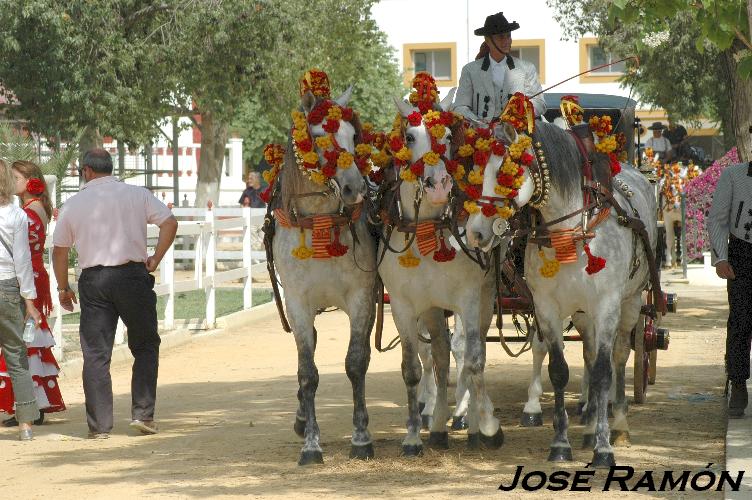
[78,262,160,433]
[727,235,752,382]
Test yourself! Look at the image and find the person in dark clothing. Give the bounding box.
[663,121,688,162]
[238,171,265,208]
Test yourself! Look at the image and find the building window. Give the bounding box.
[579,37,624,83]
[403,42,457,87]
[510,39,545,84]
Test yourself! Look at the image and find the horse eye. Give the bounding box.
[406,134,415,143]
[424,177,434,188]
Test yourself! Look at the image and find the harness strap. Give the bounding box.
[261,193,292,333]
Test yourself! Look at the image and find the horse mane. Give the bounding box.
[531,121,609,199]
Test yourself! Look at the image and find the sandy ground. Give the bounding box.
[0,272,730,499]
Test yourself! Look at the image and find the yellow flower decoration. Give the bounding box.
[355,143,372,156]
[468,168,484,185]
[302,151,319,165]
[465,128,477,138]
[400,169,417,182]
[293,129,309,143]
[475,138,492,152]
[423,151,440,166]
[495,185,511,196]
[458,144,475,158]
[453,164,466,181]
[362,122,374,132]
[423,110,441,123]
[291,110,305,122]
[463,200,480,214]
[513,177,525,189]
[398,247,420,268]
[538,250,560,278]
[292,230,314,260]
[502,157,518,176]
[337,151,354,169]
[315,136,333,150]
[430,124,446,139]
[327,106,343,121]
[395,147,412,162]
[309,171,327,185]
[497,205,515,219]
[372,150,390,168]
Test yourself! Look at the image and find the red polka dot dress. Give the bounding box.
[0,201,65,415]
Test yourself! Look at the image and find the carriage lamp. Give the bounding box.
[655,327,670,350]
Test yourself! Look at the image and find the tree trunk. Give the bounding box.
[721,41,752,162]
[78,126,103,187]
[194,110,229,208]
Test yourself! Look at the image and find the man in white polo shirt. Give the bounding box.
[52,149,178,438]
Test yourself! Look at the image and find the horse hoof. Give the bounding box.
[421,414,433,430]
[480,429,504,449]
[467,433,480,450]
[451,415,468,431]
[548,446,573,462]
[401,444,424,457]
[591,451,616,468]
[418,402,426,414]
[610,430,631,447]
[349,443,374,460]
[582,434,595,449]
[520,412,543,427]
[428,431,449,449]
[298,450,324,466]
[576,402,586,415]
[293,418,306,438]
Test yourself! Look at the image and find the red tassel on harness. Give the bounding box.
[584,244,606,275]
[433,231,456,262]
[608,152,621,176]
[326,226,348,257]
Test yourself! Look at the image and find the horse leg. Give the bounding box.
[536,310,572,462]
[463,298,503,450]
[451,316,469,430]
[391,303,425,457]
[287,298,323,466]
[573,313,597,440]
[345,291,375,460]
[422,308,451,449]
[416,322,436,431]
[664,211,676,268]
[611,294,641,448]
[590,311,620,468]
[521,328,546,427]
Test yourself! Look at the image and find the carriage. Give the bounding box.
[486,93,675,405]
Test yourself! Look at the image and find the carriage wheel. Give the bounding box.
[633,315,649,404]
[648,350,657,385]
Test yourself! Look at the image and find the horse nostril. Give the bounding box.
[343,185,353,197]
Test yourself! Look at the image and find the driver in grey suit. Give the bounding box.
[455,12,546,123]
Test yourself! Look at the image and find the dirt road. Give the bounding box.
[0,277,728,498]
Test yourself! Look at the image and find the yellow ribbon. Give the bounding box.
[500,92,536,135]
[559,96,584,127]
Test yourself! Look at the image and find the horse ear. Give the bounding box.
[439,87,457,112]
[393,96,415,118]
[334,85,354,107]
[301,91,316,114]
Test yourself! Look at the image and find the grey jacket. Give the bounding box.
[454,54,546,123]
[708,162,752,264]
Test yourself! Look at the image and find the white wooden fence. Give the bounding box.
[45,206,268,361]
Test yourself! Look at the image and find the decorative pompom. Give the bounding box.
[326,226,348,257]
[584,244,606,274]
[292,230,314,259]
[433,232,456,262]
[539,250,560,278]
[398,247,420,268]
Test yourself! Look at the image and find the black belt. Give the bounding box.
[83,261,145,271]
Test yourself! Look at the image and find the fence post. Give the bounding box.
[163,240,175,330]
[243,206,252,309]
[195,222,204,289]
[205,203,216,329]
[47,222,64,360]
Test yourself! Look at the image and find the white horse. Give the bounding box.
[467,121,658,467]
[379,96,501,455]
[271,87,377,465]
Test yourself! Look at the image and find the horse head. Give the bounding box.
[392,88,459,219]
[466,120,536,251]
[298,85,367,207]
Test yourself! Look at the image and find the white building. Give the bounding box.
[371,0,721,156]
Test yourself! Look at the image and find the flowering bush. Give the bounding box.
[684,147,739,260]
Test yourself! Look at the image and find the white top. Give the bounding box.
[645,136,672,153]
[52,176,173,269]
[708,163,752,264]
[488,56,507,88]
[0,203,37,299]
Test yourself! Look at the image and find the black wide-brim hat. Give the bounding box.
[647,121,665,130]
[474,12,520,36]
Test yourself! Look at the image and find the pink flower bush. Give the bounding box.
[684,147,739,260]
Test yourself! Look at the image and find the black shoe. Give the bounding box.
[729,381,748,418]
[2,416,18,427]
[34,412,45,426]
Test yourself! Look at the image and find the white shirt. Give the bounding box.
[53,176,173,269]
[0,203,36,299]
[708,163,752,264]
[488,56,507,89]
[645,136,671,153]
